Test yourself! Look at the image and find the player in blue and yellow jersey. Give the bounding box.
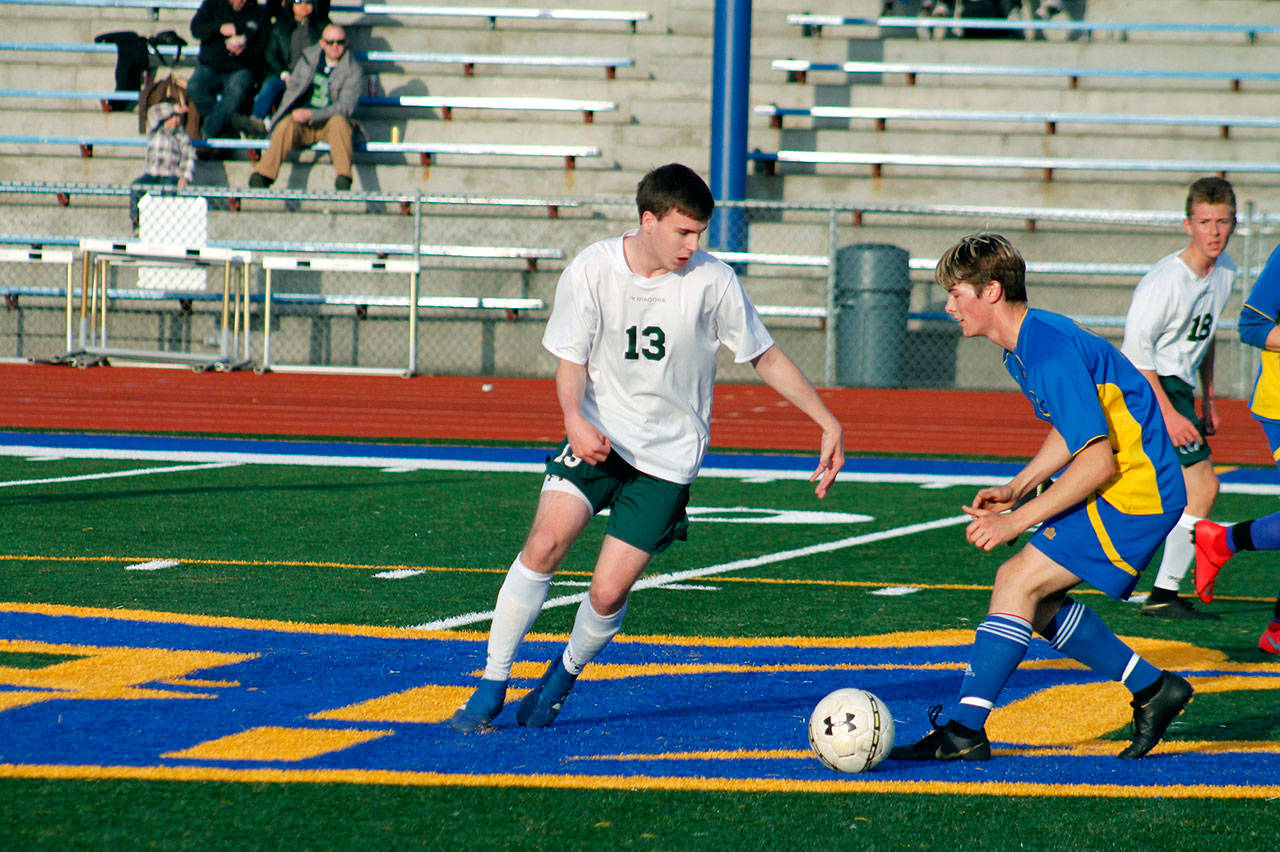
[1192,240,1280,654]
[892,233,1193,762]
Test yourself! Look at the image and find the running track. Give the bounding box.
[0,364,1274,466]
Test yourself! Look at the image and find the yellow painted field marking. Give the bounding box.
[163,726,393,762]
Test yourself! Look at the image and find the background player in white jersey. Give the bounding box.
[1120,177,1237,619]
[449,163,846,732]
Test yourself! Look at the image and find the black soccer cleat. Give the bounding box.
[1118,671,1193,759]
[1141,596,1220,620]
[889,706,991,761]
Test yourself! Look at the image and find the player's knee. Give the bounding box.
[992,558,1049,604]
[587,586,628,616]
[521,528,568,572]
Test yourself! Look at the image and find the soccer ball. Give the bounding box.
[808,688,895,773]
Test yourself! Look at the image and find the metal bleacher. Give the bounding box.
[771,58,1280,92]
[786,13,1280,43]
[0,88,617,123]
[0,41,634,79]
[0,0,650,30]
[754,104,1280,140]
[747,150,1280,182]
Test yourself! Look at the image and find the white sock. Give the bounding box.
[1152,513,1200,593]
[562,598,627,675]
[481,555,551,681]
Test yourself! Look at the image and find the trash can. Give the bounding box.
[834,243,912,388]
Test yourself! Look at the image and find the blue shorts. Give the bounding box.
[1029,495,1181,600]
[1258,417,1280,469]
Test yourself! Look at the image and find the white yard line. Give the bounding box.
[407,514,970,631]
[0,461,241,489]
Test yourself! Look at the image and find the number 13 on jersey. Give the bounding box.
[625,325,666,361]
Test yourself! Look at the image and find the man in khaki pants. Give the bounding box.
[248,22,362,190]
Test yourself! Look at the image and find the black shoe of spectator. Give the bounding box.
[248,172,273,189]
[334,175,353,191]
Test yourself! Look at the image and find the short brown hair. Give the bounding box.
[1185,176,1236,218]
[635,163,714,223]
[935,232,1027,304]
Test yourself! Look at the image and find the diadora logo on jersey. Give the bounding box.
[3,603,1279,796]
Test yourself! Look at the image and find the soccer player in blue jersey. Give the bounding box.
[892,233,1193,761]
[1192,240,1280,655]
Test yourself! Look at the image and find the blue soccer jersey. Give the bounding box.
[1240,242,1280,424]
[1002,309,1186,517]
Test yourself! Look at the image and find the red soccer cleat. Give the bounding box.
[1192,520,1234,603]
[1260,621,1280,655]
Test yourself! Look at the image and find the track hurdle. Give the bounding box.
[0,246,76,358]
[260,254,545,375]
[70,240,253,370]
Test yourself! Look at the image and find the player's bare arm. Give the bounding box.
[971,428,1072,514]
[555,358,611,464]
[964,437,1115,551]
[1199,341,1219,435]
[749,344,845,498]
[1262,321,1280,352]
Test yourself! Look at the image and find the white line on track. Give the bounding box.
[0,461,241,489]
[406,513,970,631]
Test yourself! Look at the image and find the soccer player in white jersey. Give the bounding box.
[1120,177,1237,619]
[449,163,845,732]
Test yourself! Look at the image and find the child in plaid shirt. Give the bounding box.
[130,101,196,230]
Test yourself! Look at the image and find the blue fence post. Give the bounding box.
[708,0,750,253]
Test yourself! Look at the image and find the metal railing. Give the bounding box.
[1,181,1276,393]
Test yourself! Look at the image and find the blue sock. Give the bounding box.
[1043,598,1160,694]
[1236,510,1280,551]
[951,614,1033,731]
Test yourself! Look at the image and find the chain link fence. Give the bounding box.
[0,181,1275,395]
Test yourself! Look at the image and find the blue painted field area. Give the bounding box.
[4,606,1277,794]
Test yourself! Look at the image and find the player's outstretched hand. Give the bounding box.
[809,427,845,499]
[962,504,1022,551]
[970,484,1016,514]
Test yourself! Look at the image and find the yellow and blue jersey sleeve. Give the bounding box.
[1003,310,1186,516]
[1241,243,1280,422]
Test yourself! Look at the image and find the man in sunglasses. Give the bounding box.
[248,22,363,190]
[234,0,329,135]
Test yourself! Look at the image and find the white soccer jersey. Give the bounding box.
[541,232,775,484]
[1121,250,1238,387]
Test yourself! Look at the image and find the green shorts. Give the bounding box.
[544,439,690,555]
[1159,375,1211,466]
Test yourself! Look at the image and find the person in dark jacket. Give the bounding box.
[237,0,328,132]
[187,0,268,140]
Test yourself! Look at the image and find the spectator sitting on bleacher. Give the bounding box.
[248,24,363,191]
[188,0,269,143]
[129,101,196,231]
[931,0,1025,36]
[233,0,328,137]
